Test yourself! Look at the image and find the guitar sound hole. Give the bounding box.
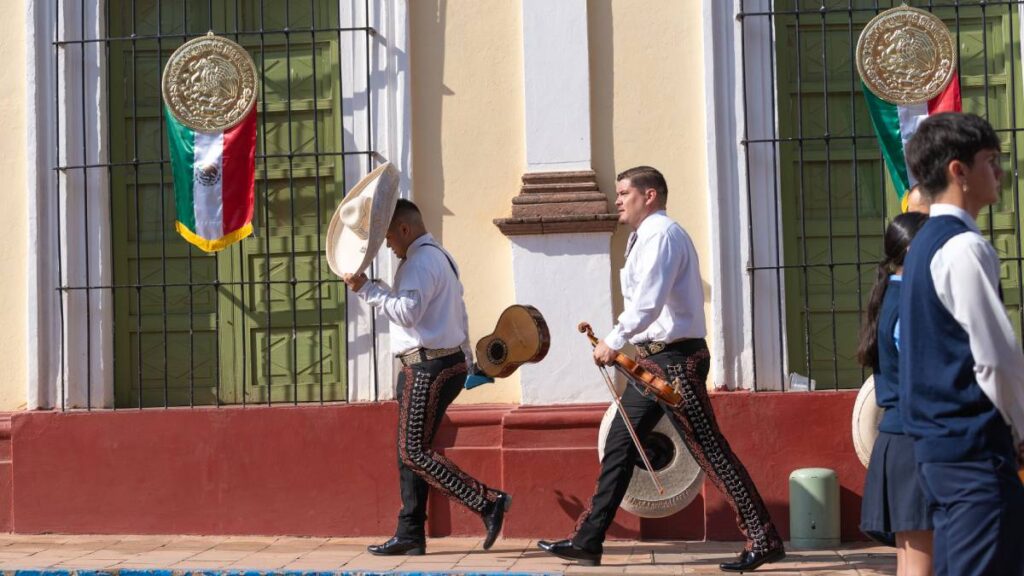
[486,340,508,365]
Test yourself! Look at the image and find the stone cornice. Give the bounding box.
[495,170,618,236]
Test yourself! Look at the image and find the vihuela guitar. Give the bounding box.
[474,305,551,378]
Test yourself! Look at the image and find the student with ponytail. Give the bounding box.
[857,211,932,576]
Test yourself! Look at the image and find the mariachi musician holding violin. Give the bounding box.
[536,166,785,573]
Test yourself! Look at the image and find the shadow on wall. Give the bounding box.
[410,0,454,243]
[589,0,622,314]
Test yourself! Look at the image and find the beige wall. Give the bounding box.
[589,0,712,369]
[410,1,526,404]
[0,1,27,411]
[409,0,712,402]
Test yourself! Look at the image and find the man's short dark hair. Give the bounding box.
[617,166,668,203]
[390,198,422,226]
[905,112,1001,199]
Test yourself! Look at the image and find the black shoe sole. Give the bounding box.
[539,545,601,566]
[548,551,601,566]
[368,547,425,556]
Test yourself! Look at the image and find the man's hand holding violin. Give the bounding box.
[593,341,617,366]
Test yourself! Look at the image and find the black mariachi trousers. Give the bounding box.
[572,341,782,554]
[394,351,501,540]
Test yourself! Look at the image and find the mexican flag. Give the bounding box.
[863,75,961,211]
[165,107,257,252]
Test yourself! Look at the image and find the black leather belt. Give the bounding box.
[635,338,706,358]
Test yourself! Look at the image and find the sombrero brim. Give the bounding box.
[326,162,400,277]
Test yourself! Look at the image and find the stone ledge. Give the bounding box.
[494,214,619,236]
[497,170,618,235]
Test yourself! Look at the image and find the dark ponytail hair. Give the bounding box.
[856,212,929,368]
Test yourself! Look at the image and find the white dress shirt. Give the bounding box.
[604,211,707,350]
[356,233,473,364]
[928,203,1024,444]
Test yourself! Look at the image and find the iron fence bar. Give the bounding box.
[983,0,997,242]
[820,0,840,390]
[210,0,222,409]
[738,0,1024,19]
[848,0,868,385]
[740,0,757,391]
[184,0,195,409]
[158,0,170,408]
[55,150,374,173]
[132,0,144,408]
[1008,1,1024,336]
[235,0,247,409]
[366,0,380,402]
[52,26,375,46]
[285,0,299,406]
[741,126,1024,145]
[795,6,814,385]
[767,4,787,392]
[81,0,93,410]
[261,0,273,407]
[311,0,325,404]
[55,0,65,411]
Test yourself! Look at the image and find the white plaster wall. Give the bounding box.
[522,0,591,172]
[511,233,614,405]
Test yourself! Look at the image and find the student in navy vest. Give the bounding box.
[901,112,1024,576]
[856,212,931,574]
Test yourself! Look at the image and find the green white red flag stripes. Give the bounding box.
[165,108,257,252]
[863,75,961,212]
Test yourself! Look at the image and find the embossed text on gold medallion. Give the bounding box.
[162,32,258,132]
[856,6,955,105]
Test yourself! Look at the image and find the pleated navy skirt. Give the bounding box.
[860,431,933,546]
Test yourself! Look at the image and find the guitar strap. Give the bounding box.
[423,243,459,279]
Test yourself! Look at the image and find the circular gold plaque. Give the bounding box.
[161,32,258,132]
[856,6,955,105]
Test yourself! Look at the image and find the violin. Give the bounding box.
[578,322,684,408]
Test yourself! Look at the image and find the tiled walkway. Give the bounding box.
[0,534,896,575]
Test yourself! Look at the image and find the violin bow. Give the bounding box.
[580,323,666,495]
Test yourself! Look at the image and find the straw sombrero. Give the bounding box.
[326,162,400,277]
[852,375,883,468]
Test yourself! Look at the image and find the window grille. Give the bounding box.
[739,0,1024,391]
[52,0,387,409]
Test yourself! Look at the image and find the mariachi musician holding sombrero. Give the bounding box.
[327,163,511,557]
[536,166,786,572]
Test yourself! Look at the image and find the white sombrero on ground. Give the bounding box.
[326,162,400,277]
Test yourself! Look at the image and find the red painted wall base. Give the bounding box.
[8,392,864,541]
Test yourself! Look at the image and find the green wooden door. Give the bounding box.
[775,0,1024,389]
[110,0,347,407]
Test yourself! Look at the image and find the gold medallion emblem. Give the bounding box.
[161,32,258,132]
[856,6,955,105]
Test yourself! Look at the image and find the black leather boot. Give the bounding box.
[719,547,786,572]
[482,491,512,550]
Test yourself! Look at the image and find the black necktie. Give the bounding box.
[625,232,637,259]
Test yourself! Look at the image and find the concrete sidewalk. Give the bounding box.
[0,534,896,575]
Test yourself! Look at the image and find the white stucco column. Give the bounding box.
[495,0,616,405]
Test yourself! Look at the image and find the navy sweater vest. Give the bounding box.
[899,215,1013,463]
[875,279,904,434]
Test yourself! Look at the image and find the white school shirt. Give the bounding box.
[604,211,707,350]
[928,203,1024,444]
[356,233,473,364]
